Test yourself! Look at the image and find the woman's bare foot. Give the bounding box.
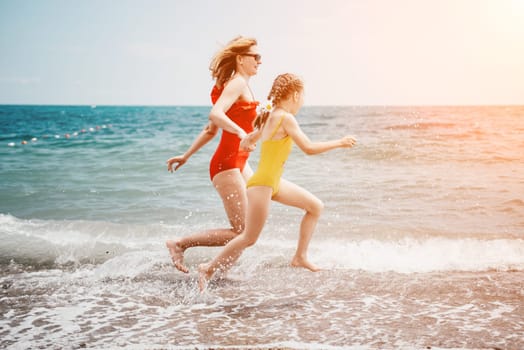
[198,264,213,292]
[291,256,321,272]
[166,239,189,273]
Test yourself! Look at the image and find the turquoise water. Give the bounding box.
[0,105,213,222]
[1,105,523,349]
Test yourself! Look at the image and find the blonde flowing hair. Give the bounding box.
[253,73,304,129]
[209,36,258,89]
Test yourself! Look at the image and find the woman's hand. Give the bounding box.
[239,129,262,152]
[240,136,256,152]
[167,155,188,172]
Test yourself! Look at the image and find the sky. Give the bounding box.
[0,0,523,106]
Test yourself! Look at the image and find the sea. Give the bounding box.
[0,104,523,350]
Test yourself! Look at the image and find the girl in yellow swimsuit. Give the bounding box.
[198,73,357,291]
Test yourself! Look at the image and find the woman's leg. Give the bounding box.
[166,169,247,273]
[273,178,324,272]
[198,186,273,291]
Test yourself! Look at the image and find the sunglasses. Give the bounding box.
[242,53,262,62]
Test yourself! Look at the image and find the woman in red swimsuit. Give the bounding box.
[165,36,261,273]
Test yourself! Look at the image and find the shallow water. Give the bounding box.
[1,105,523,349]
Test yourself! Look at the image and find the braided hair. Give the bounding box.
[253,73,304,129]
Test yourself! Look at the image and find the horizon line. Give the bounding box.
[1,103,523,108]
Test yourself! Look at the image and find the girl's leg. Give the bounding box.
[273,178,324,272]
[166,169,247,273]
[198,186,273,291]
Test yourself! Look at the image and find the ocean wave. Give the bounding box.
[309,237,524,273]
[0,214,178,268]
[1,214,523,274]
[385,122,457,130]
[504,198,524,207]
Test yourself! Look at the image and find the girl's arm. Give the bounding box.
[208,77,249,139]
[283,114,356,155]
[167,121,219,172]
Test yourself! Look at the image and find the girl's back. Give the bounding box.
[259,110,290,141]
[247,111,293,196]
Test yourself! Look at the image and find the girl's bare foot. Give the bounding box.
[198,264,212,292]
[166,239,189,273]
[291,256,321,272]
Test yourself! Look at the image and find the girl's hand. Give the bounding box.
[167,155,187,172]
[340,136,357,148]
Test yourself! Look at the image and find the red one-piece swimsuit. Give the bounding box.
[209,85,259,180]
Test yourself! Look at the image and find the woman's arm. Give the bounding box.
[167,121,219,172]
[208,77,249,139]
[283,114,356,155]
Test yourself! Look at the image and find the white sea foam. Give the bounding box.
[1,214,523,273]
[305,237,524,273]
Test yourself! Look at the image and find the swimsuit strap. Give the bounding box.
[268,115,286,140]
